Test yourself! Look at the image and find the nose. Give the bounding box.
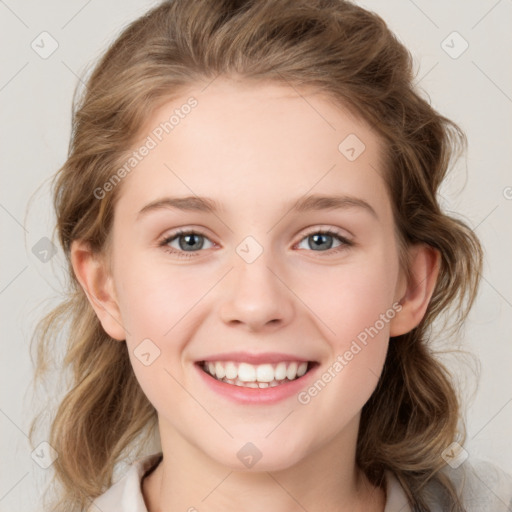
[218,250,295,332]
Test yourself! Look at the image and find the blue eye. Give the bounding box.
[296,228,352,253]
[159,228,352,259]
[160,230,214,258]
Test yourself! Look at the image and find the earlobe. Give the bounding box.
[389,244,440,337]
[70,239,126,341]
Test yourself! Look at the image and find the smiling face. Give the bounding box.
[77,77,413,472]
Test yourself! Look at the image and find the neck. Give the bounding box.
[142,416,385,512]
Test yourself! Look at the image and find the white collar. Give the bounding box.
[91,452,412,512]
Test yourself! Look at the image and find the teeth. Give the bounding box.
[238,362,257,382]
[286,362,298,380]
[215,362,226,379]
[274,362,287,380]
[225,362,238,380]
[256,364,274,383]
[297,362,308,377]
[202,360,310,385]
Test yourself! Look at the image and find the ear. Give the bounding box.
[70,239,126,341]
[390,244,440,337]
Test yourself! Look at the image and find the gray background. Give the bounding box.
[1,0,511,510]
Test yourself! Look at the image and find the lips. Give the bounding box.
[194,357,320,404]
[196,352,317,384]
[199,360,311,384]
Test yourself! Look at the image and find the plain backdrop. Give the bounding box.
[1,0,511,510]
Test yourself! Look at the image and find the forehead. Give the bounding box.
[114,78,390,223]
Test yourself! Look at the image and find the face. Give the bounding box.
[104,78,406,471]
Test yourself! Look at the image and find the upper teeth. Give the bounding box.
[204,361,308,383]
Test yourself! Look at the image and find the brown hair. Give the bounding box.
[29,0,483,510]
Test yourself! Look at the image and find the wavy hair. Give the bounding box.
[29,0,483,510]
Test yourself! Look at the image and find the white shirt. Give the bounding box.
[89,452,512,511]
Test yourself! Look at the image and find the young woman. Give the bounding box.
[30,0,512,511]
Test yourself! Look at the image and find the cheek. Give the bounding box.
[301,277,393,421]
[115,252,195,337]
[296,249,398,407]
[115,236,398,406]
[300,253,399,344]
[114,252,216,382]
[118,270,189,413]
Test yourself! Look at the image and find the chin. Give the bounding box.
[206,438,308,473]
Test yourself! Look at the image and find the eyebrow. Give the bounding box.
[136,193,378,220]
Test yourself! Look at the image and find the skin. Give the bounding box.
[72,77,439,512]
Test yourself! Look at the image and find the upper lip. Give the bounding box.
[197,352,316,365]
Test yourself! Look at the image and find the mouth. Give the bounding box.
[196,360,319,389]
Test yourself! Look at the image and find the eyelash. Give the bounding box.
[158,228,353,259]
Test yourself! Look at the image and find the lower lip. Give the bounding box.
[194,362,319,405]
